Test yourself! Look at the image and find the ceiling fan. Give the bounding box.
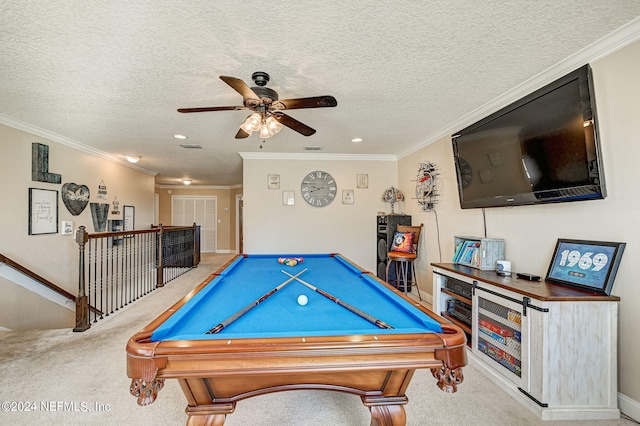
[178,71,337,139]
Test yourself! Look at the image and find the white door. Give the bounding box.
[172,196,217,253]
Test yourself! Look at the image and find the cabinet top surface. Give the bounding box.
[432,263,620,302]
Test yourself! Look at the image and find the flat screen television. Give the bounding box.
[452,64,606,209]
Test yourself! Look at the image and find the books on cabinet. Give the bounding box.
[452,236,505,271]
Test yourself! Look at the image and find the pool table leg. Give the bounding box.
[185,402,235,426]
[363,395,408,426]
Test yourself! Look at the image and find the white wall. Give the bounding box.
[397,40,640,414]
[241,153,397,271]
[0,123,156,329]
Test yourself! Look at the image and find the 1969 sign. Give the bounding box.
[546,239,625,295]
[558,250,608,271]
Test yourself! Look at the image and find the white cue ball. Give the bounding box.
[297,294,309,306]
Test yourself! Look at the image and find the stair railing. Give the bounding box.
[74,224,200,332]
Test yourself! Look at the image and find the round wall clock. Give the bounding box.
[301,170,337,207]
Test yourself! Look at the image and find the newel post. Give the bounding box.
[73,226,90,332]
[156,224,164,287]
[193,222,200,267]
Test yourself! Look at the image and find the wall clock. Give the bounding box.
[301,170,337,207]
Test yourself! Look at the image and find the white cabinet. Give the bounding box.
[433,264,620,421]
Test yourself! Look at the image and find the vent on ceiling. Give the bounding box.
[303,146,323,151]
[180,144,202,149]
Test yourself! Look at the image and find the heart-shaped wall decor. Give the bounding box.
[61,182,90,216]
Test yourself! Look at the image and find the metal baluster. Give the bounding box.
[99,238,104,320]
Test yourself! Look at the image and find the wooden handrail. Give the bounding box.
[0,253,76,300]
[0,253,102,315]
[88,225,196,240]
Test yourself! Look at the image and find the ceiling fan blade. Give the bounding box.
[235,128,251,139]
[275,96,337,110]
[273,113,316,136]
[178,106,248,113]
[219,76,260,101]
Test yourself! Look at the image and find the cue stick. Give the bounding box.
[205,268,308,334]
[280,270,394,330]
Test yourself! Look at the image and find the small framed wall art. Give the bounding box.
[282,190,295,206]
[342,189,354,204]
[268,174,280,189]
[356,174,368,189]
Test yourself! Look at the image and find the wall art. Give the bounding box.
[123,205,135,231]
[29,188,58,235]
[90,202,110,232]
[97,180,108,200]
[61,182,90,216]
[31,143,61,184]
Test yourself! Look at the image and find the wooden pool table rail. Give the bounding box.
[126,254,467,425]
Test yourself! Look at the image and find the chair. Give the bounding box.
[385,224,423,300]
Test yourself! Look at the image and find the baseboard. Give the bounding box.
[467,351,622,421]
[619,392,640,422]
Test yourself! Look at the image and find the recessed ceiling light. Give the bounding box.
[174,134,188,140]
[351,138,363,143]
[124,154,141,163]
[182,179,192,185]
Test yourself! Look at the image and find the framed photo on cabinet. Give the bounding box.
[545,238,626,295]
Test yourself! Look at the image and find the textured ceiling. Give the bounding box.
[2,2,640,186]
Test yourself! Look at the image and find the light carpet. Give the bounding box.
[0,254,634,425]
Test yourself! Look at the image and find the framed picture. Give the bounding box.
[61,220,74,235]
[356,174,368,189]
[545,238,626,295]
[268,174,280,189]
[123,205,135,231]
[29,188,58,235]
[282,190,295,206]
[342,189,354,204]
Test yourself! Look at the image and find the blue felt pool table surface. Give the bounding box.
[151,253,444,341]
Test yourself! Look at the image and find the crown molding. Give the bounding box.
[0,113,157,176]
[239,152,397,161]
[155,184,242,190]
[398,16,640,159]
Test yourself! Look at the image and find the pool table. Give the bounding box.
[127,253,466,426]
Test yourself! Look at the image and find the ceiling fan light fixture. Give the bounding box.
[265,115,283,134]
[182,179,192,185]
[259,122,274,139]
[240,112,262,134]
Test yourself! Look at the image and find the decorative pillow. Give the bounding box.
[390,231,414,253]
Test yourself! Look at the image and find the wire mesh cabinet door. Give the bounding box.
[473,287,530,392]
